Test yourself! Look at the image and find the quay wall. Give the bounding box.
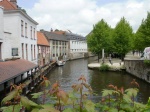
[124,59,150,83]
[69,52,89,60]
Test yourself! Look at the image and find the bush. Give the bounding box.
[99,64,110,71]
[144,59,150,67]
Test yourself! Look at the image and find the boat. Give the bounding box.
[56,55,66,66]
[57,60,66,66]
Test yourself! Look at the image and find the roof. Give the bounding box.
[65,32,86,41]
[53,31,66,35]
[37,31,49,46]
[0,0,17,10]
[0,0,38,25]
[41,30,68,41]
[0,59,38,84]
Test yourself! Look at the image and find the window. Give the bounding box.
[12,48,18,56]
[21,20,24,36]
[31,45,33,60]
[22,43,24,59]
[53,41,55,45]
[34,45,36,59]
[26,44,28,60]
[0,42,1,59]
[30,26,32,39]
[25,23,27,37]
[34,28,35,39]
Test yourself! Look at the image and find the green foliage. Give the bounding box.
[84,100,95,112]
[1,104,22,112]
[134,12,150,51]
[1,90,18,104]
[20,96,39,110]
[31,92,44,99]
[99,64,110,71]
[1,77,150,112]
[144,59,150,66]
[87,19,113,56]
[63,108,76,112]
[125,88,139,97]
[113,17,133,60]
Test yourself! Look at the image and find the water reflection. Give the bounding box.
[35,57,150,104]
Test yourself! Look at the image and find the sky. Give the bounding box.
[17,0,150,36]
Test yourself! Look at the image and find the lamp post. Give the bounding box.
[102,49,104,63]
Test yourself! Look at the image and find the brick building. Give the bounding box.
[37,31,50,66]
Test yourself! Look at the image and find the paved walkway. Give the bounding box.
[88,58,123,69]
[88,53,141,69]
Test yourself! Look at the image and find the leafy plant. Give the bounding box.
[99,64,110,71]
[0,83,40,112]
[144,59,150,67]
[96,79,146,112]
[1,76,150,112]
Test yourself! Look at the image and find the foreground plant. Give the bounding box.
[96,79,147,112]
[1,76,150,112]
[64,75,96,112]
[0,83,39,112]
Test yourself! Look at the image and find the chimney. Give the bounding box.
[51,28,53,32]
[10,0,17,8]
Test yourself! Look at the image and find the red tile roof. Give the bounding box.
[37,31,49,46]
[0,0,17,10]
[0,59,37,84]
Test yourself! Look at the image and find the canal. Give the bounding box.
[34,57,150,104]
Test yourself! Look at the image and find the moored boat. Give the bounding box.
[57,60,66,66]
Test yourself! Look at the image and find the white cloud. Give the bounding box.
[26,0,150,36]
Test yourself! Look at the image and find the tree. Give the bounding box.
[134,12,150,51]
[87,19,112,62]
[113,17,133,60]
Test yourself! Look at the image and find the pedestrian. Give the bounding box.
[109,54,112,65]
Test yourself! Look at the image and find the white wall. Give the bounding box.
[3,12,38,64]
[3,32,12,59]
[0,6,4,41]
[70,40,87,53]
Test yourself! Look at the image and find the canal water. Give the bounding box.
[34,57,150,104]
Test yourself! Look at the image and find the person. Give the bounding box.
[109,54,112,65]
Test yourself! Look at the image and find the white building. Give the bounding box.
[0,0,38,64]
[65,32,88,59]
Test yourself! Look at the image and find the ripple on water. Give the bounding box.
[35,57,150,104]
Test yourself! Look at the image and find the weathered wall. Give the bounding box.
[124,60,150,83]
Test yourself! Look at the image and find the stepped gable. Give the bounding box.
[37,31,49,46]
[0,59,37,84]
[0,0,17,10]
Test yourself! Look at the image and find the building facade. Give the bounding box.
[66,32,88,59]
[0,0,38,64]
[37,31,50,66]
[53,31,88,60]
[0,0,39,99]
[40,30,69,61]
